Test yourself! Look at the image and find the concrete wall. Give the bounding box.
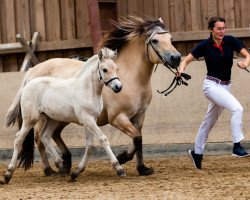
[0,58,249,149]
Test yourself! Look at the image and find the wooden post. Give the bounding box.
[87,0,102,54]
[16,32,40,71]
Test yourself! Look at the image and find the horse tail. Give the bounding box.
[5,72,29,129]
[18,128,35,170]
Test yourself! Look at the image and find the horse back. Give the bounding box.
[28,58,83,80]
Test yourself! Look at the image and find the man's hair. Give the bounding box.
[208,16,225,30]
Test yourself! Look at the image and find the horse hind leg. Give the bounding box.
[71,128,94,181]
[52,122,72,174]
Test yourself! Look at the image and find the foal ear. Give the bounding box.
[113,49,117,59]
[159,18,163,23]
[98,50,103,60]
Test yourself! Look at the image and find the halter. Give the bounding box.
[98,63,120,86]
[146,27,191,96]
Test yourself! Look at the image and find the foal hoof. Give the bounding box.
[137,164,154,176]
[117,169,126,177]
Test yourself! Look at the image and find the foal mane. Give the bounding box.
[98,16,167,52]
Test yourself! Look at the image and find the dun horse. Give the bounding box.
[4,48,124,183]
[6,16,181,177]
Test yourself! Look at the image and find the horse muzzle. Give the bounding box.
[106,77,123,93]
[163,52,181,69]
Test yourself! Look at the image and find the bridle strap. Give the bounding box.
[146,29,191,96]
[98,64,120,86]
[103,77,120,86]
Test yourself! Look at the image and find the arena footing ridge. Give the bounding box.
[0,142,249,163]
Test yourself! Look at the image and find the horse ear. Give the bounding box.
[98,50,103,60]
[159,18,163,23]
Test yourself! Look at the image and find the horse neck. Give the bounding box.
[78,56,104,96]
[119,39,154,85]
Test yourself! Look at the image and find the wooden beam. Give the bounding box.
[87,0,102,54]
[0,38,92,54]
[37,39,92,51]
[172,28,250,42]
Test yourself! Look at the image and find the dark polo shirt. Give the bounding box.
[191,35,245,81]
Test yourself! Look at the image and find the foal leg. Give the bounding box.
[4,123,34,183]
[71,119,125,181]
[71,128,94,181]
[40,118,64,173]
[35,120,71,176]
[35,119,57,176]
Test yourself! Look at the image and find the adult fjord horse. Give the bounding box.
[6,16,181,176]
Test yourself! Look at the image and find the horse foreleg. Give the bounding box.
[71,128,94,181]
[4,124,34,184]
[40,118,64,174]
[111,114,154,176]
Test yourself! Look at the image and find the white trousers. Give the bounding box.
[195,79,245,154]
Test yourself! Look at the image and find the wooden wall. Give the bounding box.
[0,0,94,72]
[0,0,249,72]
[116,0,250,55]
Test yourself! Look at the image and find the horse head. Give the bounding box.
[145,22,181,69]
[98,47,122,93]
[99,16,181,69]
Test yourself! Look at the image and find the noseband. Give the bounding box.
[98,64,120,86]
[146,28,191,96]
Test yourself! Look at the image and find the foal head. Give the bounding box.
[97,47,122,93]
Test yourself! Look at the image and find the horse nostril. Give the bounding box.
[170,54,181,65]
[115,85,122,93]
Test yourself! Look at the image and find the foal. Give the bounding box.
[4,47,125,183]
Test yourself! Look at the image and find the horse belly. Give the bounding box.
[41,104,78,123]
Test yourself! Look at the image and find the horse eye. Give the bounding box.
[151,39,158,44]
[103,68,108,73]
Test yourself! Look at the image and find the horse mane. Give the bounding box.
[98,16,167,52]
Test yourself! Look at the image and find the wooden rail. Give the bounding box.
[172,28,250,42]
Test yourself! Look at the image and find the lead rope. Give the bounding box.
[149,42,191,96]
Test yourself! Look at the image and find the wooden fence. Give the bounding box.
[0,0,250,72]
[117,0,250,55]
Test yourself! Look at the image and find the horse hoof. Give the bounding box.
[58,167,70,176]
[137,164,154,176]
[117,169,126,177]
[44,167,58,177]
[117,151,133,165]
[70,172,78,182]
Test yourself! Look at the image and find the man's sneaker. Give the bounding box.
[188,150,203,169]
[232,145,249,157]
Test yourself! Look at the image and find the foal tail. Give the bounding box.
[18,128,35,170]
